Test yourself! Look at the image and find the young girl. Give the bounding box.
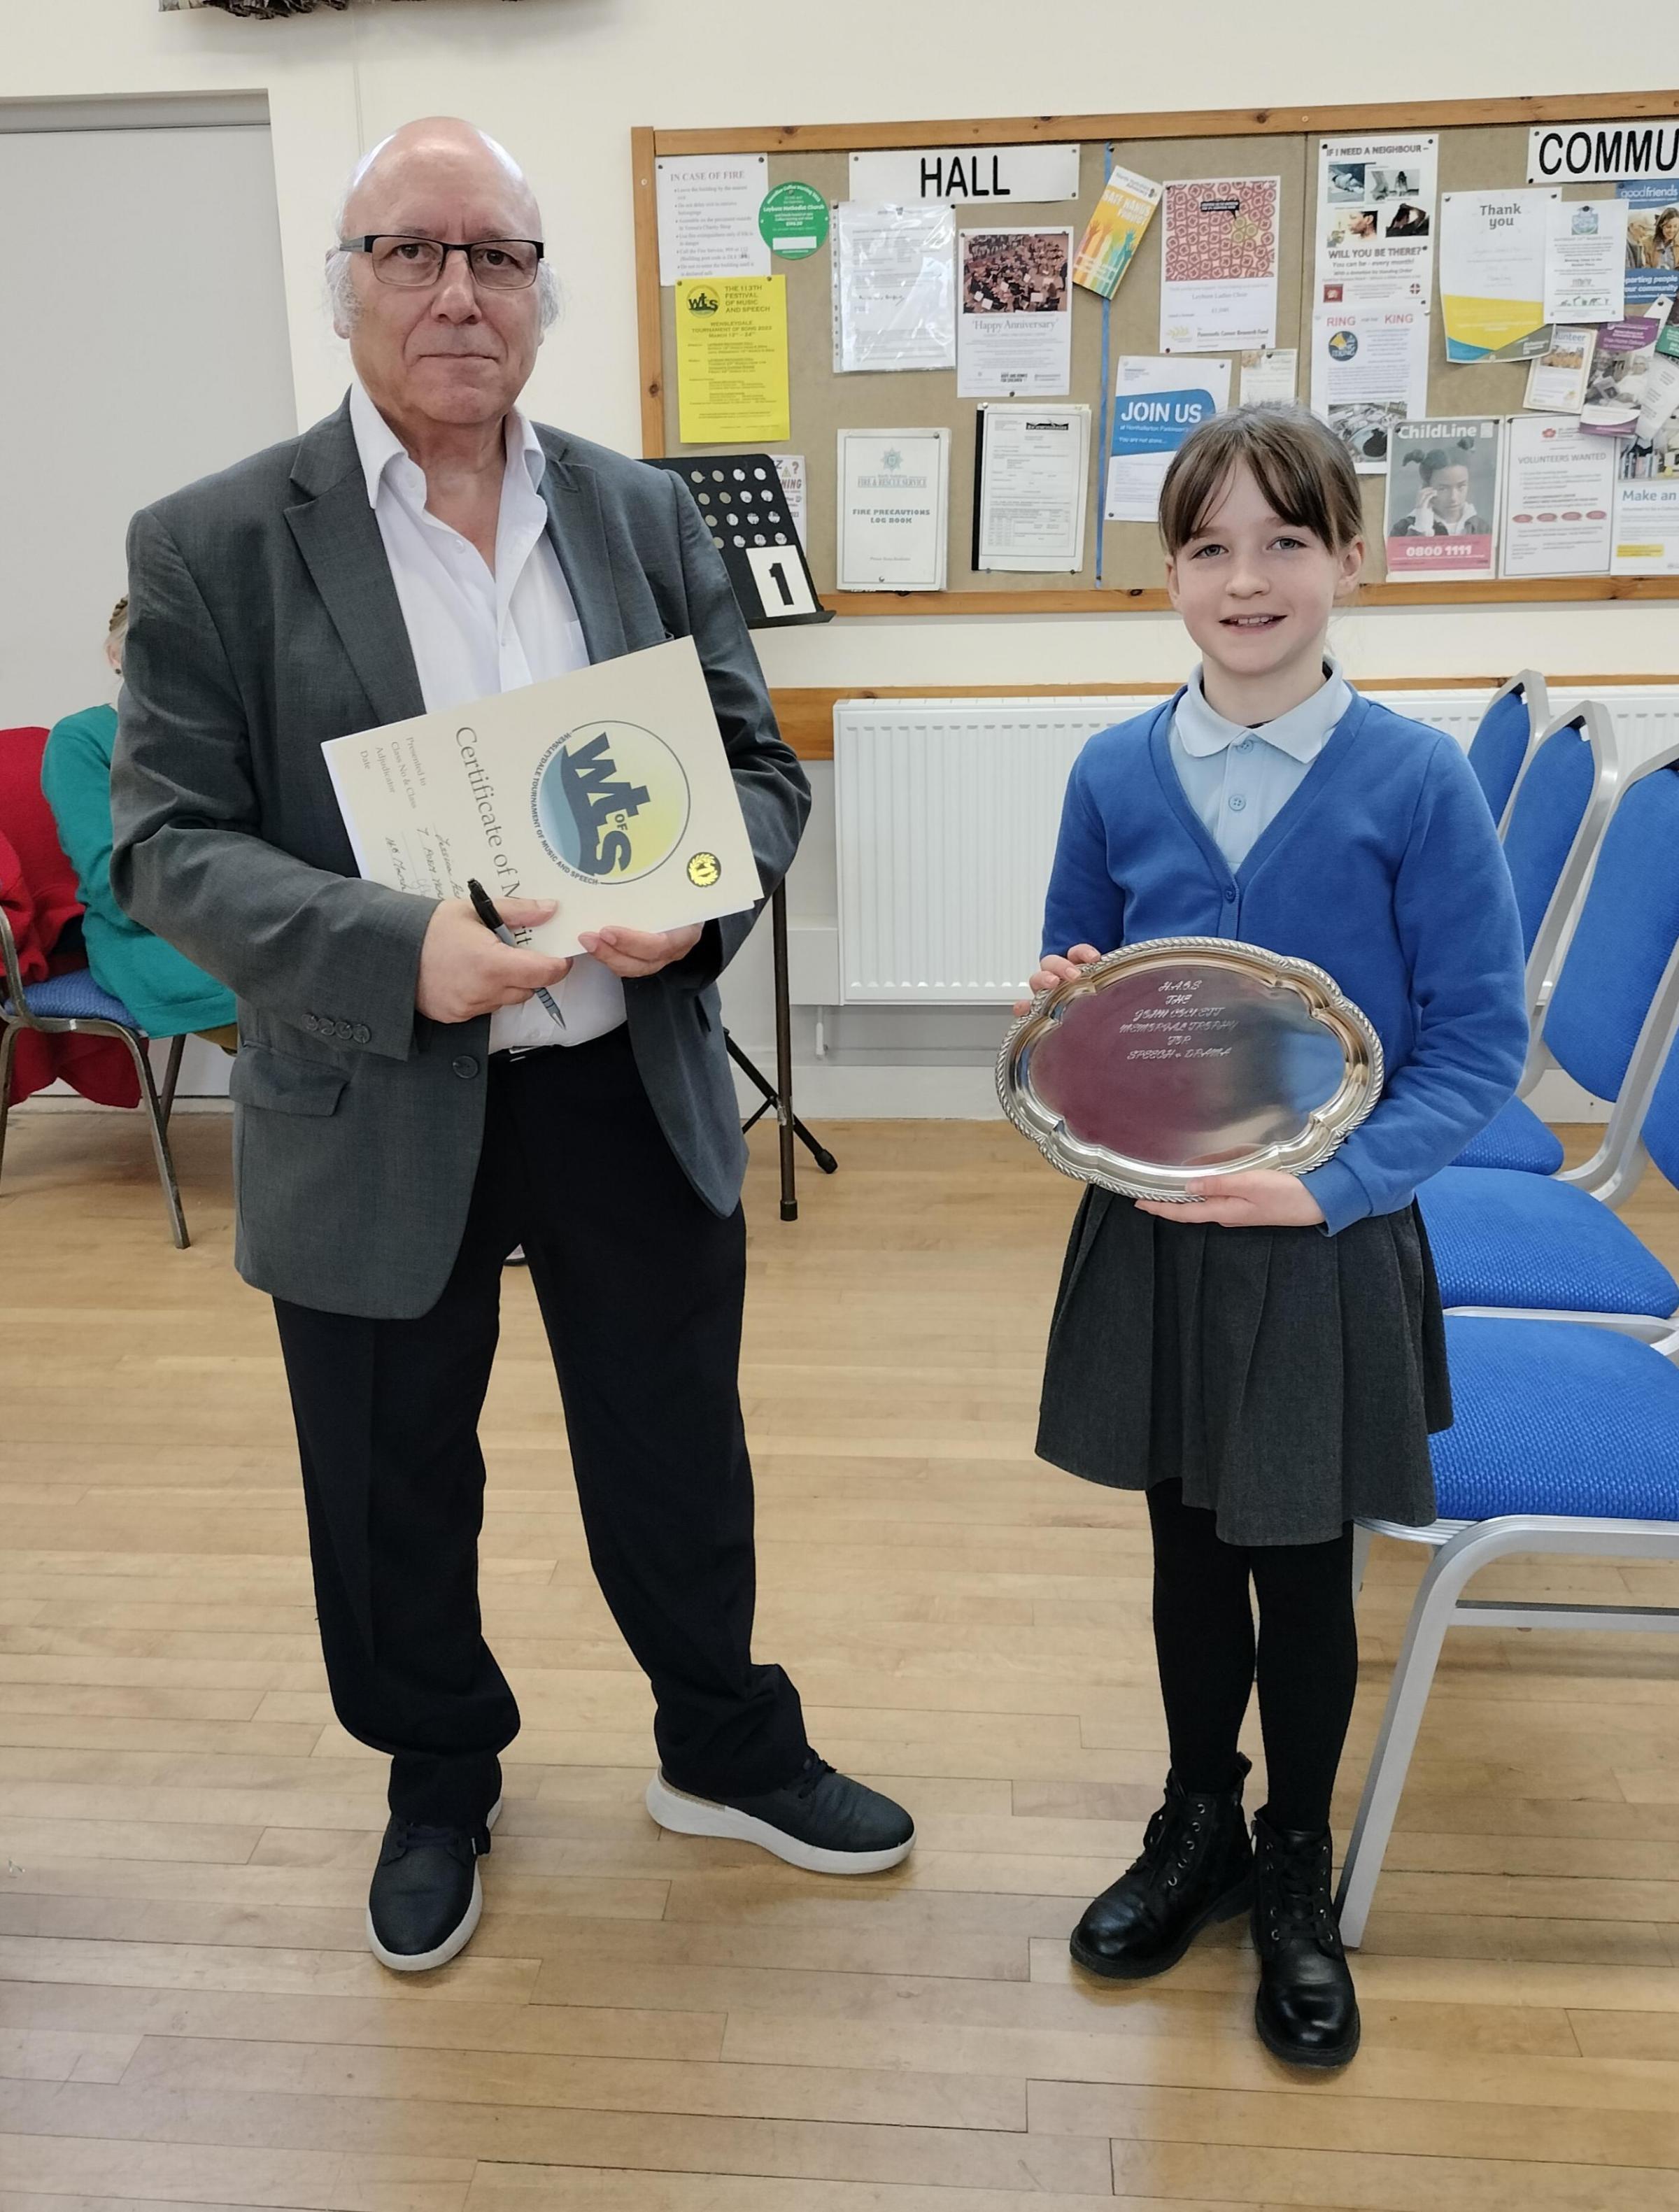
[1030,405,1526,2069]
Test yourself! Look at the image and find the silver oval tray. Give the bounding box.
[998,936,1384,1202]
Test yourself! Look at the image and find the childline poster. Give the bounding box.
[1383,418,1504,581]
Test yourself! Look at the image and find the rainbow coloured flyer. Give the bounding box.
[1072,164,1162,298]
[322,637,760,958]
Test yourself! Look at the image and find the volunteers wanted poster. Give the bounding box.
[1309,302,1430,472]
[1383,418,1504,581]
[1316,134,1436,307]
[1159,178,1280,352]
[958,228,1074,398]
[1501,416,1615,579]
[321,639,759,959]
[1106,355,1232,523]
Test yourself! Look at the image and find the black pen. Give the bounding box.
[465,877,566,1029]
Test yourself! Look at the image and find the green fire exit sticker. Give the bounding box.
[758,181,829,260]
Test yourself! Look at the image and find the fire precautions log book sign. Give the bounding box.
[321,639,760,958]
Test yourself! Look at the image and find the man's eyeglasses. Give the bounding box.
[341,236,545,291]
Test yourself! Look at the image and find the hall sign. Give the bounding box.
[848,144,1082,204]
[1528,121,1679,183]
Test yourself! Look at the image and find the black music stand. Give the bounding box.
[724,883,836,1221]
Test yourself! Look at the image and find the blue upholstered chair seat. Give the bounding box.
[1450,1096,1566,1175]
[4,967,137,1026]
[1435,1317,1679,1520]
[1419,1165,1679,1317]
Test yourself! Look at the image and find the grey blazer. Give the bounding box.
[111,397,811,1320]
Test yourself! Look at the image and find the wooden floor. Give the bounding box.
[2,1106,1678,2212]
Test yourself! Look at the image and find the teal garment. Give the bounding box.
[40,704,236,1037]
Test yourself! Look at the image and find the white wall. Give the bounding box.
[6,0,1669,1110]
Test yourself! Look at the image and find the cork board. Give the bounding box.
[634,96,1679,613]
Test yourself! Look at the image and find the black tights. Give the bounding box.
[1146,1480,1358,1834]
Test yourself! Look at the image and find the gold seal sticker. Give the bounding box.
[686,851,721,888]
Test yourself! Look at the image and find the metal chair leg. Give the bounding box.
[1336,1526,1486,1948]
[160,1033,186,1126]
[120,1027,189,1249]
[0,1021,17,1189]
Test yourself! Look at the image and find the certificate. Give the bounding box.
[837,428,950,590]
[831,203,956,373]
[1501,417,1615,578]
[320,639,760,959]
[1543,197,1630,323]
[975,404,1090,571]
[958,227,1074,398]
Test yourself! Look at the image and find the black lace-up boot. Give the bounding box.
[1250,1810,1360,2066]
[1070,1753,1254,1979]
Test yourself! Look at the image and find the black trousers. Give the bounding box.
[1147,1479,1358,1835]
[272,1028,810,1829]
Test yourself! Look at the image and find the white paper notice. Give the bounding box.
[1310,302,1431,472]
[832,203,956,373]
[1525,327,1596,413]
[1238,349,1298,405]
[656,155,770,285]
[1543,197,1631,322]
[1159,178,1281,352]
[1106,355,1232,523]
[1613,478,1679,572]
[976,404,1090,571]
[772,453,807,547]
[1315,134,1436,309]
[957,227,1073,397]
[836,427,951,590]
[1501,416,1616,577]
[1441,190,1559,360]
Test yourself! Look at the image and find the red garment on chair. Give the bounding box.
[1,726,140,1109]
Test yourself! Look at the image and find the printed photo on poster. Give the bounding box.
[1524,327,1596,413]
[1159,178,1280,352]
[1501,416,1615,578]
[1309,302,1430,470]
[1316,134,1436,308]
[1579,306,1671,436]
[1621,181,1679,312]
[1384,418,1503,581]
[1106,355,1232,523]
[957,228,1074,397]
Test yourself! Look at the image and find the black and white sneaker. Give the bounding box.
[646,1753,914,1874]
[365,1796,502,1972]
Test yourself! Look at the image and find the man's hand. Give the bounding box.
[416,897,572,1025]
[578,923,704,979]
[1135,1170,1326,1229]
[1013,944,1103,1017]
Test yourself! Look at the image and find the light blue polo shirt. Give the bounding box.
[1169,658,1353,872]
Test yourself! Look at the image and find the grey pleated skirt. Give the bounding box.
[1035,1188,1452,1545]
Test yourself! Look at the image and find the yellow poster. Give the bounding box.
[675,276,789,443]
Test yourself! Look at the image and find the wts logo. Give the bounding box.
[533,720,691,883]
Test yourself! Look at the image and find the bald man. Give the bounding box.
[112,120,913,1973]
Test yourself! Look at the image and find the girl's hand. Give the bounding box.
[1135,1170,1326,1229]
[1014,944,1103,1017]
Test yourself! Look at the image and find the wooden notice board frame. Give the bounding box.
[632,94,1679,617]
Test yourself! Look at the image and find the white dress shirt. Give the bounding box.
[348,380,626,1053]
[1169,657,1353,874]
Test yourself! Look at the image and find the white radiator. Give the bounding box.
[831,687,1679,1006]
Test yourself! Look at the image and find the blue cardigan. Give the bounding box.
[1041,690,1528,1234]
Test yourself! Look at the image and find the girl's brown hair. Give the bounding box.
[1159,403,1363,557]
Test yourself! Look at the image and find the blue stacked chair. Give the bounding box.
[1419,739,1679,1331]
[1466,669,1548,832]
[1454,704,1622,1176]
